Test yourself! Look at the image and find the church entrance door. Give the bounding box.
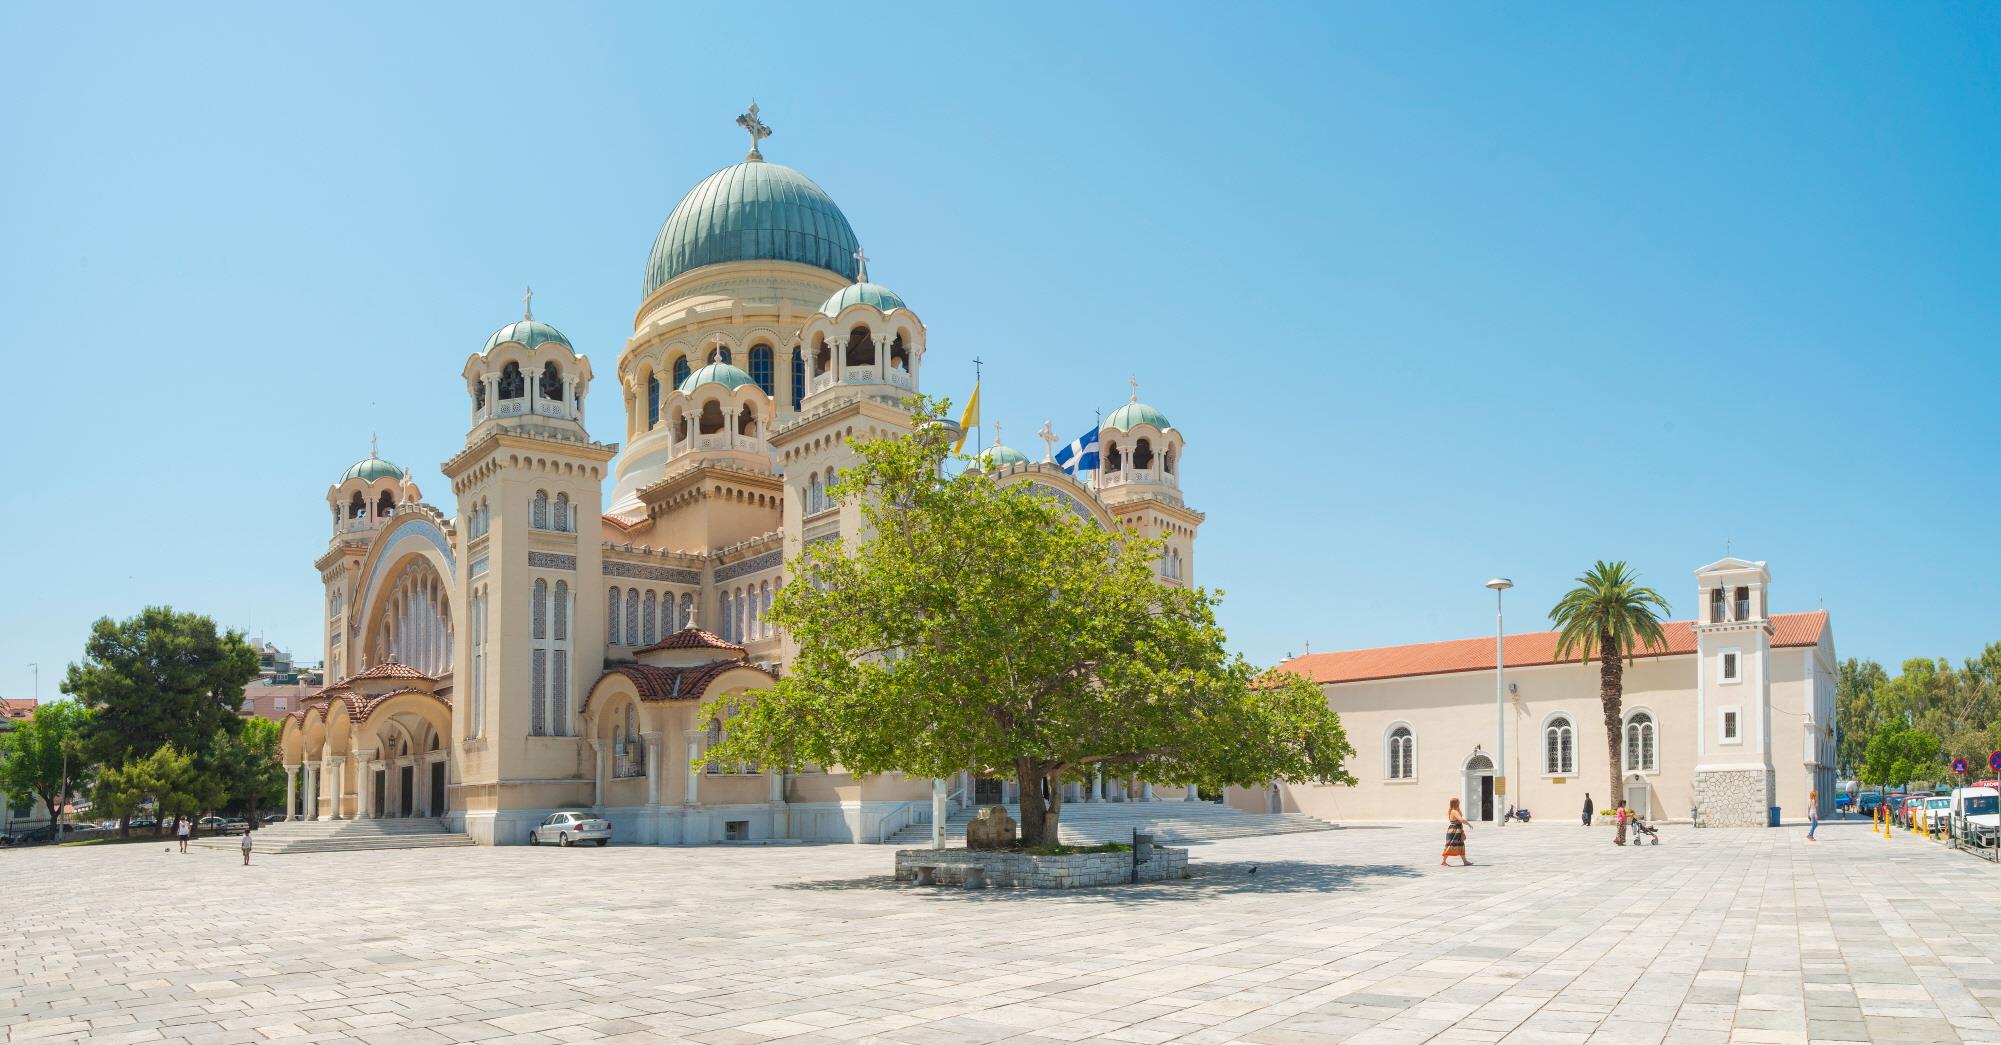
[373,769,386,818]
[399,766,414,817]
[430,761,446,815]
[1463,752,1496,822]
[974,777,1005,805]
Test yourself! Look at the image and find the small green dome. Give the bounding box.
[644,162,861,296]
[977,445,1030,469]
[1105,400,1172,432]
[483,319,572,354]
[679,362,758,395]
[342,457,405,484]
[821,282,906,315]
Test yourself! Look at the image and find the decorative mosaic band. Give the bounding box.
[604,559,703,585]
[528,551,577,571]
[469,555,489,578]
[715,549,783,582]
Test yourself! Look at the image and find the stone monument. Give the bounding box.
[965,805,1017,850]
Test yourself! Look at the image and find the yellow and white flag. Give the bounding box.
[953,383,980,453]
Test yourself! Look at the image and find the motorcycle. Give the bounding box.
[1504,806,1531,824]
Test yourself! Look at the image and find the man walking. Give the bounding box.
[1582,793,1594,827]
[240,825,253,866]
[177,817,191,854]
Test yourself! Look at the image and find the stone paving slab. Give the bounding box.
[5,818,1999,1042]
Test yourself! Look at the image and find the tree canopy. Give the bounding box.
[1859,726,1945,790]
[0,700,90,827]
[1837,643,2000,781]
[1547,560,1671,805]
[704,404,1354,845]
[63,607,260,771]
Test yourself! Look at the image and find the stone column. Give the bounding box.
[328,756,346,820]
[641,731,663,806]
[1141,782,1154,802]
[769,770,789,840]
[931,777,947,850]
[284,765,299,821]
[684,731,703,806]
[589,739,605,810]
[1185,783,1201,802]
[355,753,375,820]
[1092,769,1104,802]
[304,761,320,820]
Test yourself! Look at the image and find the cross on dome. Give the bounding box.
[1130,376,1140,403]
[736,102,772,162]
[370,432,378,459]
[852,246,869,283]
[523,286,534,321]
[1037,421,1058,463]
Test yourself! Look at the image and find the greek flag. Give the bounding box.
[1053,426,1100,476]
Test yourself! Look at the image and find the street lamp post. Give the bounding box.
[1486,578,1513,822]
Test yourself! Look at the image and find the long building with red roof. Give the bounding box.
[1226,558,1837,828]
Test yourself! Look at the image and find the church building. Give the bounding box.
[280,108,1203,845]
[1231,557,1837,827]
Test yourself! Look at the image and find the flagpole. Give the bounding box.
[973,357,984,458]
[1090,407,1101,490]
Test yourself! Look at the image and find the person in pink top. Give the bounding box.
[1614,800,1630,846]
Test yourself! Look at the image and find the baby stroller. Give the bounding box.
[1630,817,1661,846]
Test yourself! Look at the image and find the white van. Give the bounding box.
[1949,787,1999,846]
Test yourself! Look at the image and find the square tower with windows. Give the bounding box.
[1691,556,1775,826]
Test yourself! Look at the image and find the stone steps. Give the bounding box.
[884,803,1336,847]
[189,817,475,854]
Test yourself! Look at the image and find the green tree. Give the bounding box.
[209,718,284,824]
[0,700,92,829]
[1858,725,1942,790]
[704,404,1356,846]
[1835,658,1888,776]
[62,607,260,774]
[93,744,204,834]
[1547,561,1672,807]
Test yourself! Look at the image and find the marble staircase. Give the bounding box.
[189,817,474,854]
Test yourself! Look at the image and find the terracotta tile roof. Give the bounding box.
[602,512,644,531]
[580,662,775,715]
[1280,610,1828,686]
[1,698,36,721]
[315,660,434,695]
[635,627,745,655]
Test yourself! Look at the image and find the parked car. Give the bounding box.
[1859,792,1886,814]
[1924,796,1952,833]
[529,811,611,847]
[1952,787,2000,846]
[1900,795,1925,828]
[1834,790,1852,812]
[198,816,230,833]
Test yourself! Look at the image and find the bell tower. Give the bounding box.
[443,300,618,845]
[1691,556,1775,827]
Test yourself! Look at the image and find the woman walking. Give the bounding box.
[1442,798,1473,866]
[1614,800,1629,846]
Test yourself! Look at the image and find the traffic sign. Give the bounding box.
[1991,750,2001,772]
[1954,758,1970,775]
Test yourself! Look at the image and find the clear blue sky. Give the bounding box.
[4,5,1997,701]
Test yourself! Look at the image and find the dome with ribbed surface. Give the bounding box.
[644,162,860,296]
[821,282,906,315]
[482,319,572,354]
[679,362,758,395]
[342,457,404,483]
[1105,401,1172,432]
[976,445,1030,469]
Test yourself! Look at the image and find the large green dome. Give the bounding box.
[1105,400,1172,432]
[977,445,1030,469]
[644,162,861,296]
[342,456,404,484]
[482,319,572,354]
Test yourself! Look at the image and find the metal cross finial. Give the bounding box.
[370,432,378,459]
[852,246,869,283]
[993,421,1003,447]
[523,286,533,321]
[1130,376,1140,403]
[1037,420,1058,463]
[736,102,773,162]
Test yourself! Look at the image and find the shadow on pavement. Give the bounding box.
[775,859,1422,903]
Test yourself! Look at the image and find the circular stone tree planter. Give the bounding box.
[895,846,1189,889]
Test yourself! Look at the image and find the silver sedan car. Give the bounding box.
[529,811,611,847]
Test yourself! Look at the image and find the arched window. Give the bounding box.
[672,355,690,389]
[625,588,639,643]
[553,492,570,532]
[350,492,366,519]
[1545,716,1576,775]
[705,717,723,774]
[647,375,660,428]
[759,580,772,639]
[749,345,774,396]
[1133,438,1155,470]
[1386,725,1415,780]
[540,362,563,401]
[845,326,873,367]
[737,403,756,436]
[1103,441,1124,473]
[642,590,657,645]
[698,399,724,435]
[720,592,734,642]
[790,347,805,410]
[532,579,548,641]
[708,344,731,365]
[474,379,486,409]
[1625,711,1657,772]
[531,490,549,529]
[812,337,831,376]
[553,580,568,641]
[889,334,909,372]
[679,592,694,632]
[807,474,823,514]
[1162,447,1176,474]
[606,588,621,645]
[498,361,524,399]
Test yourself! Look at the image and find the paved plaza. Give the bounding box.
[6,818,2001,1044]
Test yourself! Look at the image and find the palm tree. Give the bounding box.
[1549,561,1672,806]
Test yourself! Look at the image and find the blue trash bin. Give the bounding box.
[1769,806,1781,827]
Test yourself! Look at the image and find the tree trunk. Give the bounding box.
[1041,774,1063,845]
[1015,759,1047,846]
[1601,630,1624,807]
